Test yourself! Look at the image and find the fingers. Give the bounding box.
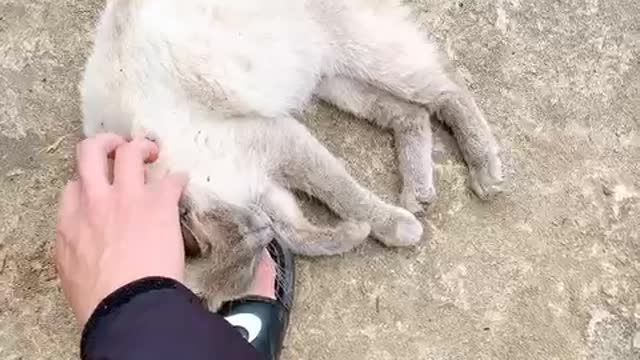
[76,133,126,195]
[158,172,189,204]
[112,138,159,190]
[76,134,182,201]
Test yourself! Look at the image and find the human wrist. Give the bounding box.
[81,276,191,336]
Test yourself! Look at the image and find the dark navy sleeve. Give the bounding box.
[80,276,263,360]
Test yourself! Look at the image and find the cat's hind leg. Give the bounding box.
[321,2,504,199]
[315,76,435,215]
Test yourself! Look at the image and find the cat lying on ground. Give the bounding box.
[80,0,504,309]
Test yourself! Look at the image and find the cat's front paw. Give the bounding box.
[370,207,423,247]
[469,152,504,200]
[337,221,372,244]
[321,221,371,255]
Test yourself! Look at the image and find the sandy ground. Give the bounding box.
[0,0,639,359]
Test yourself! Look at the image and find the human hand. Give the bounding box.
[55,133,188,326]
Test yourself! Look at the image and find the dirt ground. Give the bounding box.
[0,0,639,359]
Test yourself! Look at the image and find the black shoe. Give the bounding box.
[218,240,295,360]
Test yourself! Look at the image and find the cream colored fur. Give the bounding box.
[80,0,504,309]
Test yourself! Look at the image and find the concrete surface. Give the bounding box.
[0,0,639,359]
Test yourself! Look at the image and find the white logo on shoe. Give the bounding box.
[224,313,263,343]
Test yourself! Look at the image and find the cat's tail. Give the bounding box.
[272,221,371,257]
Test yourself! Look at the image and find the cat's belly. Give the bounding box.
[82,0,334,141]
[141,113,272,210]
[138,0,330,118]
[80,0,324,204]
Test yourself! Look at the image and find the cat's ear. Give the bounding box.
[178,195,238,257]
[179,198,205,257]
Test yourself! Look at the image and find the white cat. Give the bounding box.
[80,0,504,309]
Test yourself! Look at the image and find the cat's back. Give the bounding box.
[83,0,323,207]
[81,0,328,138]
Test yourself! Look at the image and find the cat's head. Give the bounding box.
[179,196,273,259]
[178,196,274,305]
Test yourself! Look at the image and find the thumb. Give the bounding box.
[160,172,189,204]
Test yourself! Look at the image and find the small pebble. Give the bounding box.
[633,331,640,349]
[6,168,24,178]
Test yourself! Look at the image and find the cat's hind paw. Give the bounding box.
[469,153,504,200]
[400,184,436,216]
